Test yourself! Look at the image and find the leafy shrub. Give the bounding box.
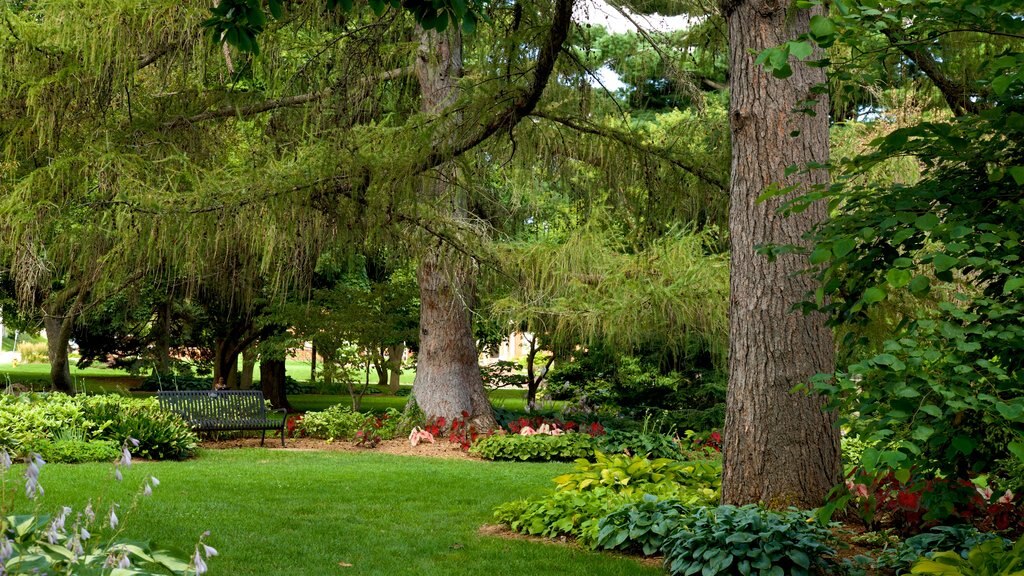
[596,495,690,555]
[554,451,721,506]
[910,535,1024,575]
[662,505,841,576]
[871,525,1009,574]
[493,487,637,547]
[0,393,197,461]
[26,438,121,464]
[298,404,364,440]
[78,394,198,460]
[480,360,528,390]
[597,428,682,459]
[470,432,598,462]
[353,408,401,447]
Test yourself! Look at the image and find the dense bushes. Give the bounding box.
[0,392,197,461]
[297,405,401,442]
[470,432,597,462]
[545,348,725,433]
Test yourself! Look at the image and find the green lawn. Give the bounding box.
[10,449,658,576]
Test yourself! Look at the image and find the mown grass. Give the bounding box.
[9,449,658,576]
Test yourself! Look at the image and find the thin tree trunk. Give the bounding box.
[373,347,387,387]
[260,356,292,411]
[387,344,403,394]
[719,0,840,508]
[310,342,317,384]
[410,25,496,430]
[44,315,74,394]
[153,299,172,377]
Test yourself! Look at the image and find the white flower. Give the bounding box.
[203,543,219,558]
[193,548,208,575]
[109,506,119,530]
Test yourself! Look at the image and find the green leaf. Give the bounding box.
[1003,277,1024,295]
[788,41,813,60]
[863,286,886,304]
[809,246,832,265]
[914,213,939,231]
[831,237,856,258]
[908,275,930,294]
[808,15,835,46]
[1008,442,1024,463]
[886,269,912,288]
[931,253,958,273]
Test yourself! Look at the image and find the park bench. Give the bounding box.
[157,390,287,447]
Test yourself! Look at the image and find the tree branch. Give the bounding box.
[882,28,980,116]
[529,110,728,192]
[416,0,576,172]
[172,67,412,125]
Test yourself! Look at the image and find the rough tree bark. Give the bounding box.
[387,344,403,394]
[410,25,497,429]
[260,355,292,411]
[44,315,74,394]
[719,0,841,508]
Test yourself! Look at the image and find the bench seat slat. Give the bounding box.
[157,390,286,447]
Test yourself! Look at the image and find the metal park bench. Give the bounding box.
[157,390,287,447]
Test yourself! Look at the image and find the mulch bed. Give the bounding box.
[199,435,479,460]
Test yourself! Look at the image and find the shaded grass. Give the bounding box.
[10,450,658,576]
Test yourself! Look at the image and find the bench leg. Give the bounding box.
[260,429,266,447]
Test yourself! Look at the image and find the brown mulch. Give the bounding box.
[199,434,481,460]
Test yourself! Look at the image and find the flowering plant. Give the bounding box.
[0,441,215,575]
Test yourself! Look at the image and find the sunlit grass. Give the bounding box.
[10,449,658,576]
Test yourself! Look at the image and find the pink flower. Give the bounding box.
[977,486,994,501]
[998,489,1014,504]
[519,426,536,436]
[409,427,435,447]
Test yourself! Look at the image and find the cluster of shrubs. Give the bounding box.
[493,450,1024,575]
[294,405,403,445]
[0,392,198,462]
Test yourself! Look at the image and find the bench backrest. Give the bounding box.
[157,390,269,425]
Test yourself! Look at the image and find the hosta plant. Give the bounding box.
[910,536,1024,575]
[596,495,690,556]
[554,451,721,506]
[470,432,598,462]
[662,505,841,576]
[493,487,637,547]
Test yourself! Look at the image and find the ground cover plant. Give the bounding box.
[9,449,660,576]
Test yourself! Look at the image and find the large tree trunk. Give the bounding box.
[44,315,74,394]
[260,356,292,411]
[410,25,497,430]
[720,0,840,508]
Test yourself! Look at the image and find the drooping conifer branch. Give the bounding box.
[528,111,728,192]
[174,67,413,125]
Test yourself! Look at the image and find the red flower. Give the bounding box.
[896,490,921,511]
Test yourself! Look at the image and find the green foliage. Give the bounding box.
[910,536,1024,575]
[76,395,198,461]
[0,394,87,454]
[26,438,121,464]
[595,495,690,556]
[13,342,46,364]
[662,505,842,576]
[790,4,1024,483]
[470,432,598,462]
[872,526,1010,574]
[545,348,725,433]
[598,428,683,460]
[493,487,636,547]
[296,404,365,440]
[553,451,720,507]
